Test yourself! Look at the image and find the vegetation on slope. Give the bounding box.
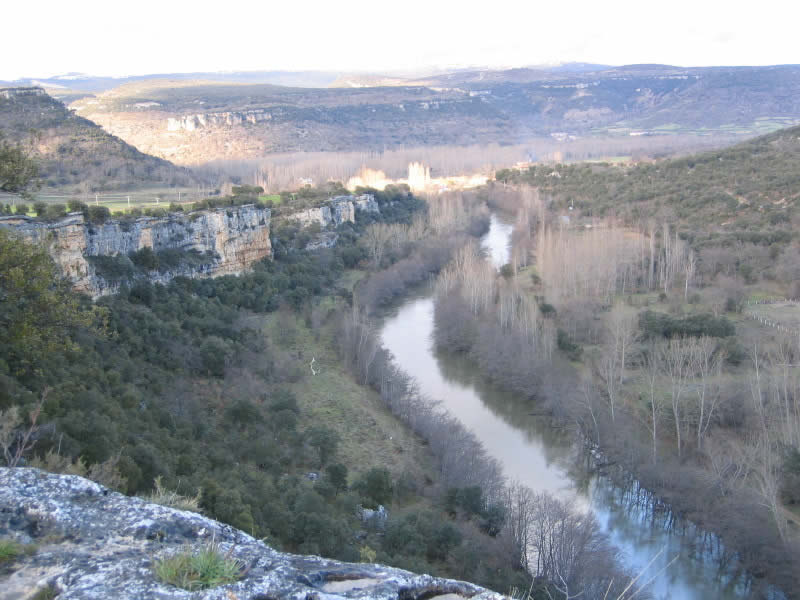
[0,89,199,191]
[497,124,800,240]
[0,187,536,592]
[435,131,800,595]
[72,65,800,161]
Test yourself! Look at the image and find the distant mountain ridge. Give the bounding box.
[62,63,800,165]
[1,63,614,94]
[0,70,344,94]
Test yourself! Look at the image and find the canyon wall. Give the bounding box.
[0,204,272,297]
[0,195,379,297]
[167,109,273,131]
[286,194,378,228]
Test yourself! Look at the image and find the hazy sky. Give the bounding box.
[4,0,799,80]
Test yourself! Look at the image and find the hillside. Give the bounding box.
[0,87,201,191]
[497,123,800,245]
[69,64,800,165]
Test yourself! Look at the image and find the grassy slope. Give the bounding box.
[247,268,432,484]
[257,307,435,483]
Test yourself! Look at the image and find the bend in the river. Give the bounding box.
[380,212,753,600]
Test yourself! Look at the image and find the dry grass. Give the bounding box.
[141,476,202,513]
[256,305,435,482]
[154,542,244,590]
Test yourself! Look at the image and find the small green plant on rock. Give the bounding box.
[30,584,59,600]
[0,539,22,563]
[154,542,245,590]
[0,538,36,564]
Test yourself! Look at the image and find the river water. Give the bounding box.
[380,213,750,600]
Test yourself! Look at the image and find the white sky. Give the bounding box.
[4,0,799,80]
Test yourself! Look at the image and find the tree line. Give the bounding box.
[431,179,800,597]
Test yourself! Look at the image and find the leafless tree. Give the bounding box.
[690,336,725,451]
[0,388,47,467]
[659,339,694,458]
[608,303,637,385]
[362,223,393,269]
[643,344,663,464]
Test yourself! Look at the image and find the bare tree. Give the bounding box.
[500,481,535,571]
[643,343,663,464]
[608,303,637,385]
[690,336,725,451]
[0,389,47,467]
[596,350,621,424]
[659,339,694,458]
[362,223,393,269]
[683,250,696,301]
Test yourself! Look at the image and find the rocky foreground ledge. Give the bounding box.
[0,468,504,600]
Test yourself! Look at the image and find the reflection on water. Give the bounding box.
[481,213,513,269]
[590,478,753,600]
[379,214,753,600]
[383,296,574,497]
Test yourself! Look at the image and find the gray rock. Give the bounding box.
[353,194,379,214]
[0,205,272,298]
[287,195,380,232]
[0,468,504,600]
[358,505,388,528]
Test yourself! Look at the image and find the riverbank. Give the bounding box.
[425,209,794,599]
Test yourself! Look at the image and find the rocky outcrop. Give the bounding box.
[0,204,271,297]
[287,197,354,229]
[0,468,503,600]
[353,194,379,214]
[167,110,272,132]
[287,195,377,229]
[0,87,47,100]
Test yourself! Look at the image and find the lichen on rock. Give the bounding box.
[0,468,504,600]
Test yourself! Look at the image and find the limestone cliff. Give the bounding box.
[0,195,379,296]
[0,468,503,600]
[0,204,271,297]
[287,195,378,229]
[167,109,272,131]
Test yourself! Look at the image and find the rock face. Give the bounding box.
[0,204,271,297]
[0,87,47,100]
[286,194,381,251]
[353,194,379,214]
[167,110,272,132]
[0,468,503,600]
[285,195,379,251]
[287,195,378,229]
[287,197,353,229]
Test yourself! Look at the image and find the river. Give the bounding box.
[380,213,751,600]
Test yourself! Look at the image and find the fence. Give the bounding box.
[745,298,800,338]
[0,188,211,212]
